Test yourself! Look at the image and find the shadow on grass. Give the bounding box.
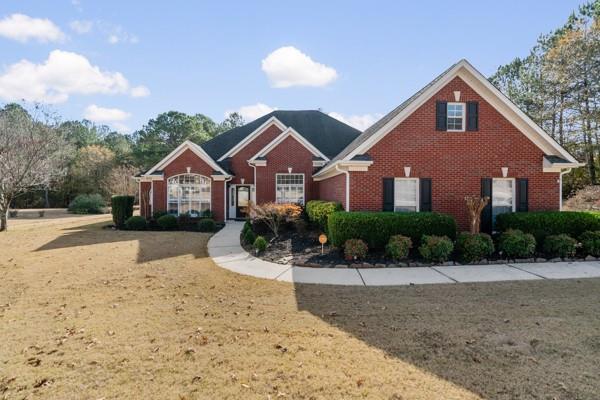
[294,278,600,399]
[35,221,211,263]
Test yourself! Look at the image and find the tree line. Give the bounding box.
[490,0,600,196]
[1,103,245,213]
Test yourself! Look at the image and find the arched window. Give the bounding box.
[167,174,211,216]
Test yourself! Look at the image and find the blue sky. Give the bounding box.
[0,0,585,132]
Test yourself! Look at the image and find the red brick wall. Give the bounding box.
[348,76,559,230]
[318,173,347,210]
[146,148,226,221]
[229,124,283,185]
[255,135,319,204]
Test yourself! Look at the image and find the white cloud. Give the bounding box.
[103,24,138,44]
[225,103,276,122]
[69,19,93,34]
[130,85,150,97]
[328,112,382,131]
[0,50,148,103]
[261,46,337,88]
[0,14,66,43]
[84,104,131,122]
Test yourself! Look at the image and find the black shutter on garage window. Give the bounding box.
[383,178,395,211]
[481,178,493,233]
[436,101,447,131]
[516,178,528,212]
[467,101,479,131]
[419,178,432,212]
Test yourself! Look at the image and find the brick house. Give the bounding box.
[137,60,582,231]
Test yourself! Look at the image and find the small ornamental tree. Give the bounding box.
[111,195,135,228]
[248,202,302,238]
[465,196,490,234]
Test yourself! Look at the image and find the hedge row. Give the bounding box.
[328,211,457,249]
[305,200,343,232]
[495,211,600,244]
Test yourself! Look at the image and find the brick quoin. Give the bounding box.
[349,77,559,230]
[141,148,225,221]
[254,135,320,204]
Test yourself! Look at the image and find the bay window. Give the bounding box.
[167,174,211,216]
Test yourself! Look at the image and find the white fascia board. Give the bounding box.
[343,59,579,166]
[248,127,329,162]
[144,140,229,177]
[542,157,584,172]
[217,116,287,161]
[312,160,372,180]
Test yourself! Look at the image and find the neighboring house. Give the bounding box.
[137,59,583,232]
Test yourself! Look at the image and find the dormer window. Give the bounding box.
[447,103,465,131]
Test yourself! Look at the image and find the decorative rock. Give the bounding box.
[515,258,535,263]
[489,259,505,264]
[334,264,348,269]
[361,262,374,268]
[412,262,431,268]
[441,261,454,266]
[536,257,547,263]
[350,263,362,269]
[548,257,562,262]
[304,248,312,253]
[305,262,321,268]
[374,263,386,268]
[397,262,409,268]
[585,255,597,261]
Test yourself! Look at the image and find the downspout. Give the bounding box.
[224,176,233,222]
[335,164,350,211]
[559,168,571,211]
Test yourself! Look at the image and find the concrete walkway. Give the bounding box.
[208,221,600,286]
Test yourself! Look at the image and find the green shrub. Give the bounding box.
[111,195,134,228]
[152,210,168,220]
[306,200,343,232]
[543,234,577,258]
[157,214,178,230]
[125,216,148,230]
[177,213,194,229]
[254,236,268,252]
[344,239,368,261]
[496,211,600,245]
[242,220,252,235]
[498,229,536,259]
[418,235,454,263]
[198,218,216,232]
[580,231,600,257]
[385,235,412,261]
[328,212,457,250]
[243,229,256,245]
[456,232,494,263]
[68,194,105,214]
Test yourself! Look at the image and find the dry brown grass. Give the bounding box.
[1,216,599,399]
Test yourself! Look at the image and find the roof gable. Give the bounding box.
[249,127,329,162]
[143,140,229,177]
[318,59,582,176]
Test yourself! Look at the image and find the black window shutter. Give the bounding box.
[436,101,447,131]
[383,178,395,211]
[419,178,432,212]
[481,178,493,233]
[516,178,528,212]
[467,101,479,131]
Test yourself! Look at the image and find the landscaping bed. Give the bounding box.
[242,201,600,268]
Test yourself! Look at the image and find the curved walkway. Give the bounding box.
[208,222,600,286]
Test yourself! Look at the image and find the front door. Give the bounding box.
[236,186,250,219]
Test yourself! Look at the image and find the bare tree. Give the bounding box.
[465,196,490,234]
[0,104,72,231]
[101,165,138,198]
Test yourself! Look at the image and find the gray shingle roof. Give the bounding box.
[200,110,361,160]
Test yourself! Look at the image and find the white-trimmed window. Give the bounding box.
[167,174,211,216]
[447,102,465,131]
[492,178,515,225]
[276,174,305,205]
[394,178,419,212]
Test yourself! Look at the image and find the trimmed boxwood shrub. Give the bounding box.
[157,214,177,230]
[306,200,343,232]
[498,229,536,259]
[254,236,267,252]
[543,234,577,258]
[243,229,256,245]
[418,235,454,263]
[111,195,134,228]
[177,213,195,230]
[152,210,168,221]
[125,216,147,230]
[495,211,600,245]
[455,232,494,263]
[385,235,412,261]
[344,239,368,261]
[328,211,457,250]
[198,218,216,232]
[580,231,600,257]
[68,194,105,214]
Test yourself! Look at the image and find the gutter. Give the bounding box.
[335,164,350,211]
